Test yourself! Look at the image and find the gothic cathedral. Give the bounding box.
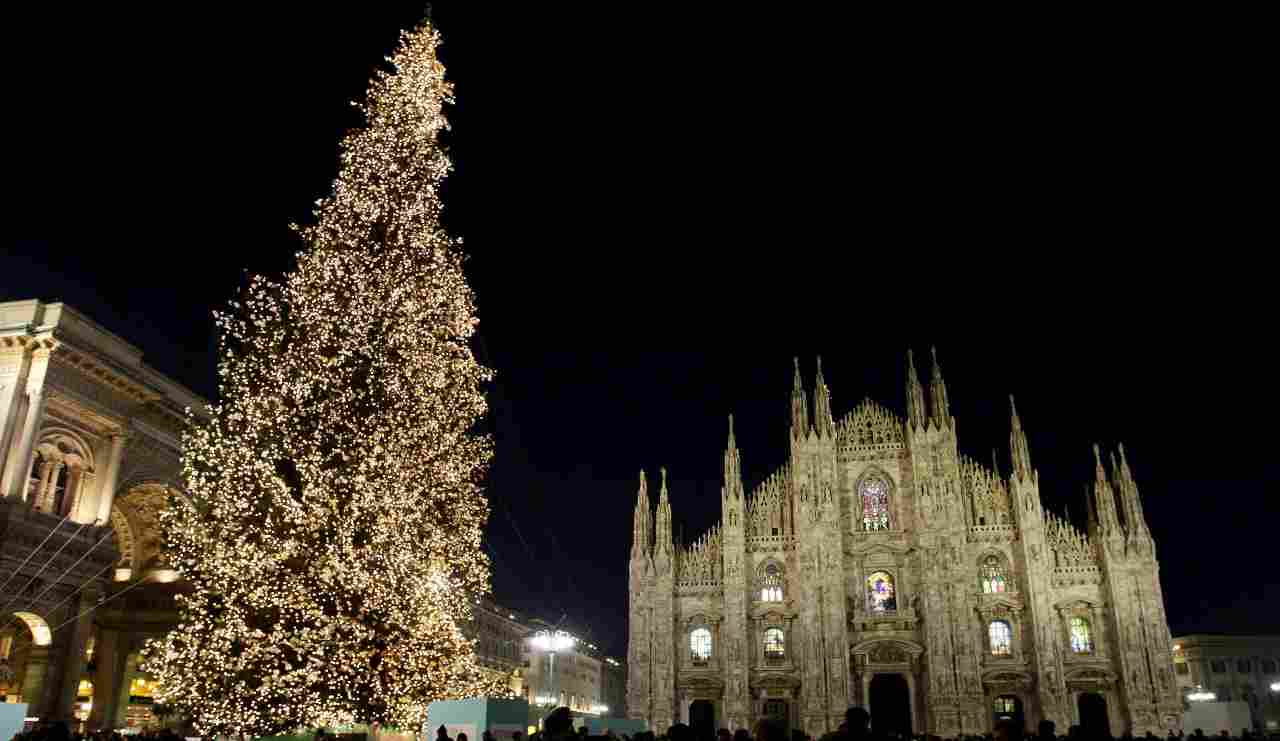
[626,352,1182,738]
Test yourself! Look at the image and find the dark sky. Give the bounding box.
[4,7,1275,657]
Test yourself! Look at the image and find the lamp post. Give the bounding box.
[531,630,576,711]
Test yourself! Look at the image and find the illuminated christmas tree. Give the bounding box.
[142,17,509,736]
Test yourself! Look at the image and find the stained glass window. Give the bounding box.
[866,571,897,613]
[989,620,1013,656]
[1069,617,1093,654]
[981,555,1008,593]
[690,628,712,663]
[764,628,786,662]
[761,563,783,602]
[861,476,891,530]
[993,696,1017,716]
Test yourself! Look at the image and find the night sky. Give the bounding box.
[5,7,1275,657]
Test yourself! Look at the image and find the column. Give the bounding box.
[33,460,55,510]
[94,433,127,525]
[55,588,96,721]
[88,629,119,730]
[0,348,31,474]
[0,343,54,500]
[112,648,139,729]
[21,645,54,712]
[906,671,919,733]
[63,467,82,519]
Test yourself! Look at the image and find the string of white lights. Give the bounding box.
[0,528,116,639]
[0,513,70,593]
[0,520,89,615]
[1,566,151,658]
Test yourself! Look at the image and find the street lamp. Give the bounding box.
[1270,681,1279,693]
[531,630,576,709]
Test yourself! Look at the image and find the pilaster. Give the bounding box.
[0,341,55,500]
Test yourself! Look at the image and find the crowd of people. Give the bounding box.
[7,720,186,741]
[436,706,1277,741]
[8,708,1276,741]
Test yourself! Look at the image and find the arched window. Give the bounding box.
[866,571,897,614]
[690,628,712,664]
[761,562,784,602]
[763,628,786,663]
[860,474,891,531]
[980,555,1008,594]
[1069,617,1093,654]
[993,696,1018,716]
[989,620,1013,656]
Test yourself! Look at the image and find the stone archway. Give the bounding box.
[0,611,54,707]
[870,673,912,737]
[689,699,716,740]
[1078,692,1109,738]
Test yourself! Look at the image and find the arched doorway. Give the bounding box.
[1078,692,1109,737]
[689,700,715,741]
[993,695,1024,729]
[763,699,790,737]
[870,674,912,737]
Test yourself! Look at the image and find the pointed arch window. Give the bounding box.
[690,628,712,664]
[860,474,891,531]
[980,555,1008,594]
[1069,617,1093,654]
[761,562,784,602]
[763,628,786,664]
[866,571,897,614]
[989,620,1013,656]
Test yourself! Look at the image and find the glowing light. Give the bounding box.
[137,15,510,737]
[1187,690,1217,702]
[1270,681,1280,692]
[14,612,51,646]
[530,630,576,652]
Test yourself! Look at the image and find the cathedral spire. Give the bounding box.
[791,357,809,438]
[929,346,951,428]
[1092,444,1122,535]
[723,415,744,500]
[813,356,834,438]
[654,466,673,561]
[1116,443,1151,541]
[905,349,927,431]
[631,469,652,563]
[1009,395,1034,482]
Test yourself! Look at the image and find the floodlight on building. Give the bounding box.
[590,704,609,715]
[1187,690,1216,702]
[530,630,575,652]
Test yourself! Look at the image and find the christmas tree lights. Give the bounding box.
[141,17,510,736]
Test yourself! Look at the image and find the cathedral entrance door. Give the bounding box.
[1078,692,1109,737]
[763,699,789,737]
[869,674,912,737]
[993,695,1024,729]
[690,700,715,740]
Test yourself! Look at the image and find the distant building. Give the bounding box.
[523,620,625,719]
[0,299,207,730]
[1172,635,1280,731]
[467,599,530,695]
[628,354,1183,738]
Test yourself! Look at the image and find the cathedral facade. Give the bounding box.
[626,353,1182,738]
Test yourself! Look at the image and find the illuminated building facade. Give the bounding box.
[627,354,1182,737]
[1,299,205,729]
[1171,635,1280,731]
